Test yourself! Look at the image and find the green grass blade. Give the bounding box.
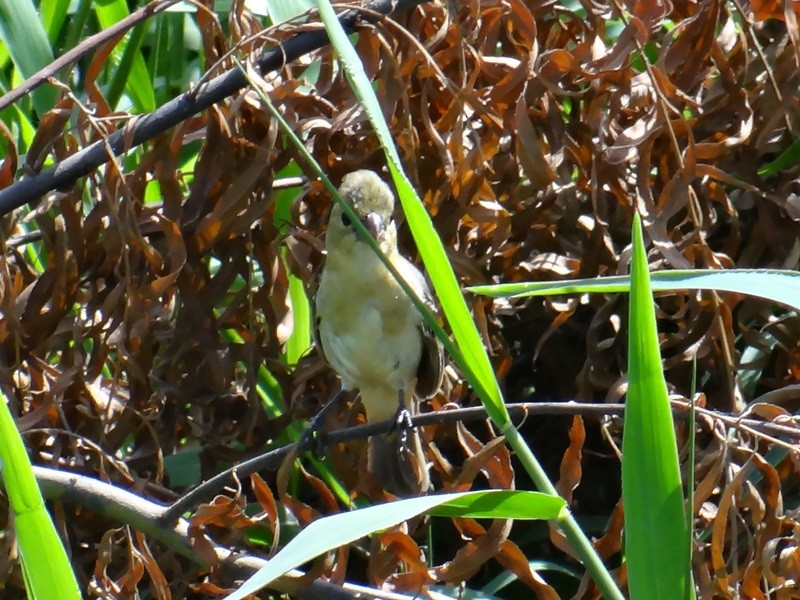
[758,136,800,176]
[313,0,507,427]
[284,262,312,364]
[220,326,285,417]
[264,0,314,24]
[623,214,692,599]
[63,0,92,57]
[39,0,70,44]
[274,167,312,364]
[166,13,187,90]
[0,390,81,600]
[307,5,623,597]
[107,22,148,110]
[93,0,155,112]
[0,77,36,150]
[470,268,800,311]
[223,490,565,600]
[0,0,56,115]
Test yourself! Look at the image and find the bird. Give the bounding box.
[314,170,443,496]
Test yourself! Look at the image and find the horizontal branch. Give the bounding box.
[158,398,798,523]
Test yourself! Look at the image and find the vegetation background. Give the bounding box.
[0,0,799,597]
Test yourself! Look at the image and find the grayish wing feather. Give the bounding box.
[396,256,445,400]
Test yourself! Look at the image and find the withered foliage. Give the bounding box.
[1,0,800,598]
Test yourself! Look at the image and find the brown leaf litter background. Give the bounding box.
[2,0,800,597]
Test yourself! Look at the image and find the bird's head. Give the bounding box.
[326,170,398,254]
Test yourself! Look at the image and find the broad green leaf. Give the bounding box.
[223,491,565,600]
[623,214,692,599]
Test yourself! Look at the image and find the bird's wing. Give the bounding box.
[396,256,445,400]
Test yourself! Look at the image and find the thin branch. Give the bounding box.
[158,399,800,523]
[0,0,430,216]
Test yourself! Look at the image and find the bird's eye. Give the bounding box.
[340,212,352,227]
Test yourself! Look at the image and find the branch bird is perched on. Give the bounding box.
[315,170,443,496]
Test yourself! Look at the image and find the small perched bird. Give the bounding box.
[314,170,443,496]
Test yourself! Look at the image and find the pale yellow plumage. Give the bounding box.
[315,170,443,495]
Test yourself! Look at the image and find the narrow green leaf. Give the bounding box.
[313,0,508,427]
[221,325,285,417]
[428,490,565,520]
[265,0,315,24]
[758,136,800,176]
[470,268,800,312]
[106,23,148,110]
[0,0,56,115]
[0,390,81,600]
[94,0,155,112]
[284,264,312,364]
[481,560,582,595]
[623,213,692,599]
[167,13,187,90]
[39,0,71,44]
[63,0,92,57]
[0,77,36,150]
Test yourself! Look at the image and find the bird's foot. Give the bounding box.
[298,389,345,459]
[390,389,414,447]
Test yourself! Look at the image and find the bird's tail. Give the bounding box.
[367,428,430,496]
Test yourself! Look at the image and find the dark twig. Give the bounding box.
[0,0,181,112]
[0,0,429,216]
[157,399,800,524]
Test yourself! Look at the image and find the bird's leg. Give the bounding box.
[390,388,415,443]
[299,389,346,458]
[382,386,430,494]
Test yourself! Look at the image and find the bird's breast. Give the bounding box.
[316,248,423,406]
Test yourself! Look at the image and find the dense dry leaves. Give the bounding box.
[1,0,800,597]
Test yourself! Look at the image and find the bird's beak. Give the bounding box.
[363,212,384,240]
